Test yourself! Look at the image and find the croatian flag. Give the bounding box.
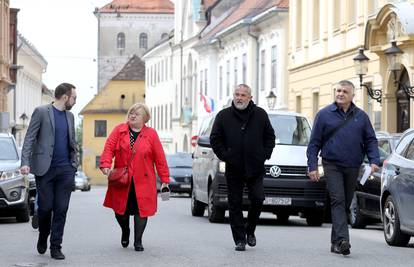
[200,92,215,113]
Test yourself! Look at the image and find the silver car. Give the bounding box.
[74,171,91,191]
[381,128,414,246]
[0,133,30,222]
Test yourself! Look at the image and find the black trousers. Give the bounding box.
[35,165,75,250]
[322,160,360,244]
[225,172,265,244]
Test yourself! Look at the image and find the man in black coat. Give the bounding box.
[210,84,275,251]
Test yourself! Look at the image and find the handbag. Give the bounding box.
[108,149,136,187]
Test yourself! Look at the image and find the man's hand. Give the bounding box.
[370,164,380,174]
[20,165,30,175]
[100,168,110,176]
[308,170,320,182]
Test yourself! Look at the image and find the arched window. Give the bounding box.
[161,33,168,40]
[139,33,148,49]
[117,32,125,50]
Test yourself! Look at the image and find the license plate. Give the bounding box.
[180,184,191,189]
[263,197,291,206]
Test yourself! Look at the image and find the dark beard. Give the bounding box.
[65,102,73,110]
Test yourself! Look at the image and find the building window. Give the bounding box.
[260,50,265,91]
[312,91,319,118]
[95,156,101,168]
[117,32,125,53]
[170,103,173,129]
[226,60,230,96]
[313,0,320,41]
[161,105,164,130]
[219,66,223,99]
[296,95,301,113]
[94,120,107,137]
[200,70,203,94]
[271,46,277,89]
[234,57,238,87]
[296,0,302,48]
[161,60,164,82]
[139,33,148,49]
[204,69,208,95]
[165,104,168,130]
[368,0,378,15]
[348,0,357,24]
[333,1,340,31]
[242,53,247,84]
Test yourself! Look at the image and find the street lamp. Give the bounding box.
[266,90,277,110]
[353,48,383,103]
[353,41,414,103]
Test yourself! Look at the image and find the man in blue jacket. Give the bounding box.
[307,80,379,256]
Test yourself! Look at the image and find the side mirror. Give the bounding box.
[197,136,211,148]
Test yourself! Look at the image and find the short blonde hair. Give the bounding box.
[126,103,151,123]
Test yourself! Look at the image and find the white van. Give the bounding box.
[191,110,327,226]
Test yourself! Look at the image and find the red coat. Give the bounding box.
[100,123,169,217]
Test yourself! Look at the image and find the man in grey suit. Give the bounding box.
[21,83,78,260]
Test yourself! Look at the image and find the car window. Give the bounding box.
[166,154,192,167]
[270,115,311,146]
[378,139,391,154]
[0,137,19,160]
[404,141,414,161]
[395,132,414,156]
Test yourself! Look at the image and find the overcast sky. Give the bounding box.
[11,0,110,125]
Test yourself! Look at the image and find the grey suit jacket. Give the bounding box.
[21,103,79,176]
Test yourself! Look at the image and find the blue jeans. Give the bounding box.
[35,165,76,250]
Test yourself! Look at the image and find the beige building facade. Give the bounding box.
[288,0,414,133]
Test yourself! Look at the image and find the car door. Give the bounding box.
[397,137,414,229]
[192,115,215,203]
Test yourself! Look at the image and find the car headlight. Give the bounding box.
[0,169,21,181]
[219,162,226,173]
[318,165,324,177]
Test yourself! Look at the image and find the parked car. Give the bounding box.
[380,128,414,246]
[0,133,30,222]
[350,132,402,228]
[191,111,327,226]
[165,153,192,196]
[74,171,91,191]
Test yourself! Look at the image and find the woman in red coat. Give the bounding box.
[100,103,169,251]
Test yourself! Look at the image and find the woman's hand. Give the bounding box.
[101,168,110,176]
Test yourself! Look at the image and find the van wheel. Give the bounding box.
[16,201,30,223]
[191,187,205,217]
[350,193,367,229]
[306,210,324,226]
[383,195,410,246]
[208,189,225,223]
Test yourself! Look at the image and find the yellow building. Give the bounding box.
[288,0,414,133]
[80,55,146,184]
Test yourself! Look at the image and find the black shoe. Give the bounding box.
[121,228,130,248]
[50,249,65,260]
[331,241,351,255]
[134,243,144,252]
[338,240,351,255]
[37,238,47,254]
[235,242,246,251]
[31,214,39,229]
[247,234,256,247]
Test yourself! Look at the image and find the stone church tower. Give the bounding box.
[94,0,174,91]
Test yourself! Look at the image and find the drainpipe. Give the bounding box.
[247,24,259,104]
